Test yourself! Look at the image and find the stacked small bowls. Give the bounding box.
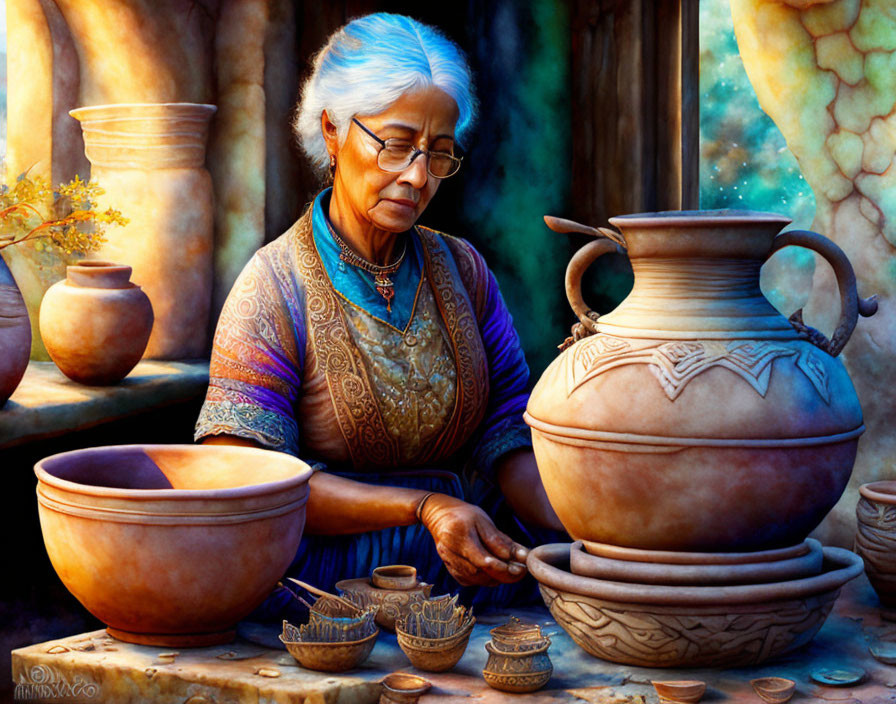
[482,617,553,693]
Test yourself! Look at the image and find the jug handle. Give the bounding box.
[768,229,877,357]
[564,237,626,343]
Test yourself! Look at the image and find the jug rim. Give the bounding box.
[610,209,792,228]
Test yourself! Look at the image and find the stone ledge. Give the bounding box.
[10,584,896,704]
[0,360,209,449]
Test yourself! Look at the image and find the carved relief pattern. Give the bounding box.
[540,586,837,668]
[416,229,490,464]
[567,335,830,403]
[855,497,896,581]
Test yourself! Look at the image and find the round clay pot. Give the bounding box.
[527,211,876,552]
[0,255,31,405]
[336,577,433,632]
[855,481,896,606]
[39,261,153,385]
[528,542,863,667]
[482,640,553,693]
[569,540,823,586]
[70,103,216,359]
[35,444,312,647]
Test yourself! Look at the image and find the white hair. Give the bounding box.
[294,13,477,176]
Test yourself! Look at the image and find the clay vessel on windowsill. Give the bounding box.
[39,261,153,385]
[0,255,30,406]
[528,210,877,552]
[35,444,313,647]
[856,481,896,606]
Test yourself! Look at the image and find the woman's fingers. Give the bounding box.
[476,517,530,565]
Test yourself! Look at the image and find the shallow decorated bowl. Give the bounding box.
[528,542,863,668]
[280,628,379,672]
[395,621,475,672]
[35,444,312,647]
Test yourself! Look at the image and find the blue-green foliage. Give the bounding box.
[461,0,571,377]
[700,1,816,312]
[700,1,815,229]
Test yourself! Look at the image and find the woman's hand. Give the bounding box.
[419,494,529,586]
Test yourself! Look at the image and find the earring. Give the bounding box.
[329,154,336,176]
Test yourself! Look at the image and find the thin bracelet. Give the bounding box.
[415,492,436,523]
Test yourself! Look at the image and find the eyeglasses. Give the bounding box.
[351,118,463,179]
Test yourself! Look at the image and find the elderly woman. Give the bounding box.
[196,13,562,605]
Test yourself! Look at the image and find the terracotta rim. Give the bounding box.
[35,444,313,501]
[527,542,863,606]
[859,481,896,504]
[280,628,380,649]
[609,209,792,228]
[579,538,812,565]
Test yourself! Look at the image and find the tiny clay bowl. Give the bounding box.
[396,620,475,672]
[750,677,796,704]
[651,680,706,703]
[380,673,432,704]
[372,565,418,590]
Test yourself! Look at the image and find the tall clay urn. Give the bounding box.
[69,103,216,359]
[40,261,153,385]
[526,211,877,552]
[0,255,31,405]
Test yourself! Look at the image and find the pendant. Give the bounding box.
[374,274,395,312]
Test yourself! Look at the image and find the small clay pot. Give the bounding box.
[482,639,552,693]
[337,577,433,632]
[856,482,896,606]
[40,261,153,385]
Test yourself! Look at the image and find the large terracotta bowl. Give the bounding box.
[35,444,312,646]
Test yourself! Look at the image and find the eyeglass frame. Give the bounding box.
[350,117,464,179]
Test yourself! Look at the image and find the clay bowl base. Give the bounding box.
[528,542,863,668]
[106,627,236,647]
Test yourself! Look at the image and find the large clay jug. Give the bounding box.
[69,103,216,360]
[0,255,31,405]
[526,211,877,552]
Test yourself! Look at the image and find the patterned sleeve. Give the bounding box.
[446,237,533,482]
[194,248,305,456]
